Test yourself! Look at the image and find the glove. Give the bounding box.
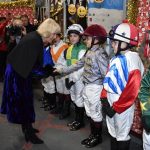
[142,116,150,134]
[65,78,75,90]
[52,69,61,76]
[101,98,116,118]
[43,65,55,77]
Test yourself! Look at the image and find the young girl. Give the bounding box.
[101,23,144,150]
[54,24,109,148]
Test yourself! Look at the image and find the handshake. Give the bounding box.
[32,65,62,79]
[43,65,62,77]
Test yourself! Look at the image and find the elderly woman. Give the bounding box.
[0,18,60,144]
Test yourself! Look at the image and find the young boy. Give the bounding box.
[54,24,109,148]
[101,23,144,150]
[64,24,86,130]
[41,33,70,119]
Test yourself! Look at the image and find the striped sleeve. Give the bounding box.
[113,69,142,113]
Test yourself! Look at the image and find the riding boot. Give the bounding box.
[117,140,131,150]
[110,136,118,150]
[59,94,71,120]
[40,91,49,110]
[81,118,95,145]
[47,93,57,111]
[38,88,45,101]
[67,104,78,127]
[85,120,103,148]
[50,93,63,114]
[70,106,85,131]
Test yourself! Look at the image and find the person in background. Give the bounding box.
[54,24,108,148]
[101,23,144,150]
[21,14,35,33]
[6,13,12,25]
[0,17,8,82]
[6,17,26,52]
[33,18,39,30]
[138,29,150,150]
[0,18,60,144]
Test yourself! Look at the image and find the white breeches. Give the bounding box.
[106,104,135,141]
[70,78,84,107]
[143,130,150,150]
[82,84,103,122]
[41,76,69,94]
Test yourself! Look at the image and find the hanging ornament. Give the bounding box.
[77,6,87,18]
[94,0,104,3]
[68,4,76,15]
[77,0,87,18]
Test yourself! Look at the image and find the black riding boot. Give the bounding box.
[59,94,71,120]
[47,93,57,111]
[67,104,78,127]
[118,140,130,150]
[69,106,85,131]
[84,120,103,148]
[40,91,50,110]
[110,136,118,150]
[81,118,95,145]
[21,124,43,144]
[50,93,63,114]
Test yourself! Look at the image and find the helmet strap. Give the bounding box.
[116,41,131,56]
[90,37,100,49]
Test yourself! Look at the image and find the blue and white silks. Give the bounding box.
[103,54,129,95]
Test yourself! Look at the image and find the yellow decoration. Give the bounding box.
[77,6,87,18]
[94,0,104,3]
[140,102,147,111]
[68,4,76,15]
[0,0,35,11]
[127,0,139,25]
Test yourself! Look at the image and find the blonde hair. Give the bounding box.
[37,18,61,38]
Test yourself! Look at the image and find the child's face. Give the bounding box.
[111,40,119,54]
[84,36,99,48]
[69,33,80,45]
[84,36,92,48]
[111,40,128,54]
